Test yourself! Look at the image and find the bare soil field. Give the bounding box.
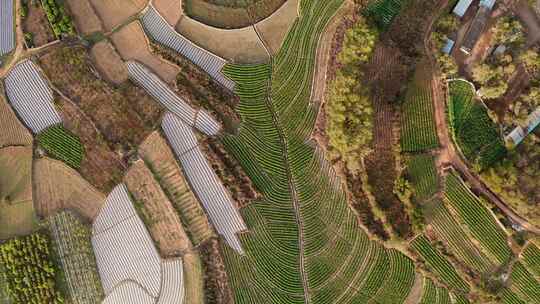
[0,146,32,204]
[0,199,38,240]
[199,238,233,303]
[89,0,148,32]
[151,43,241,132]
[182,251,205,304]
[175,18,269,63]
[0,90,32,148]
[255,0,298,55]
[125,160,192,257]
[200,137,259,208]
[65,0,103,35]
[111,21,180,85]
[33,157,106,222]
[39,46,163,148]
[138,132,215,245]
[55,94,126,194]
[90,41,129,85]
[154,0,183,25]
[22,1,56,48]
[184,0,286,29]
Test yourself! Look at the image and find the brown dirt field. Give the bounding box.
[125,160,192,257]
[89,0,148,32]
[138,132,215,245]
[55,94,126,194]
[199,238,233,303]
[184,0,286,29]
[111,21,181,85]
[33,157,106,222]
[65,0,103,35]
[255,0,299,55]
[0,146,32,205]
[90,41,129,85]
[39,46,162,148]
[175,18,269,63]
[23,1,56,47]
[154,0,183,26]
[0,90,33,148]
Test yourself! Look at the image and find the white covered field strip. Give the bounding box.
[140,6,235,90]
[126,61,221,135]
[162,113,247,254]
[0,0,14,56]
[92,184,185,304]
[4,60,61,133]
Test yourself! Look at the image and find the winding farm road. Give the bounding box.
[425,26,540,235]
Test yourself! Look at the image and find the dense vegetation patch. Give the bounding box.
[42,0,76,37]
[406,154,438,201]
[448,80,506,170]
[37,124,84,169]
[364,0,407,31]
[0,232,64,304]
[326,17,377,172]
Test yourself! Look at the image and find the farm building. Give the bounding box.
[442,38,456,54]
[506,107,540,146]
[0,0,14,56]
[92,184,185,303]
[453,0,474,17]
[460,5,491,54]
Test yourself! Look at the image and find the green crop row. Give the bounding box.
[407,154,438,201]
[444,173,512,264]
[508,262,540,303]
[37,124,84,169]
[401,77,439,152]
[447,80,506,170]
[364,0,407,30]
[411,235,470,292]
[521,243,540,278]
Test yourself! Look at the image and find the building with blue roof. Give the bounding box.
[453,0,474,17]
[480,0,496,10]
[442,38,455,54]
[505,107,540,146]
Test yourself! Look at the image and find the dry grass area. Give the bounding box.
[0,199,38,240]
[111,21,180,84]
[90,41,128,85]
[125,160,192,257]
[33,157,106,222]
[65,0,103,35]
[138,132,215,245]
[0,147,32,205]
[255,0,298,55]
[184,0,286,29]
[23,1,56,47]
[89,0,148,32]
[154,0,183,25]
[39,46,162,148]
[182,251,205,304]
[0,91,32,148]
[56,95,125,194]
[176,18,269,63]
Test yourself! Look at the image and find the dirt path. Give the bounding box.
[428,49,540,236]
[514,0,540,46]
[423,0,540,234]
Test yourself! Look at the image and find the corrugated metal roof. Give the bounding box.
[480,0,496,10]
[442,38,455,54]
[453,0,474,17]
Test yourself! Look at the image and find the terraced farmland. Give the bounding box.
[419,279,452,304]
[444,173,513,265]
[406,154,438,201]
[411,235,469,292]
[217,0,434,303]
[400,66,439,152]
[521,243,540,277]
[508,261,540,303]
[448,80,506,169]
